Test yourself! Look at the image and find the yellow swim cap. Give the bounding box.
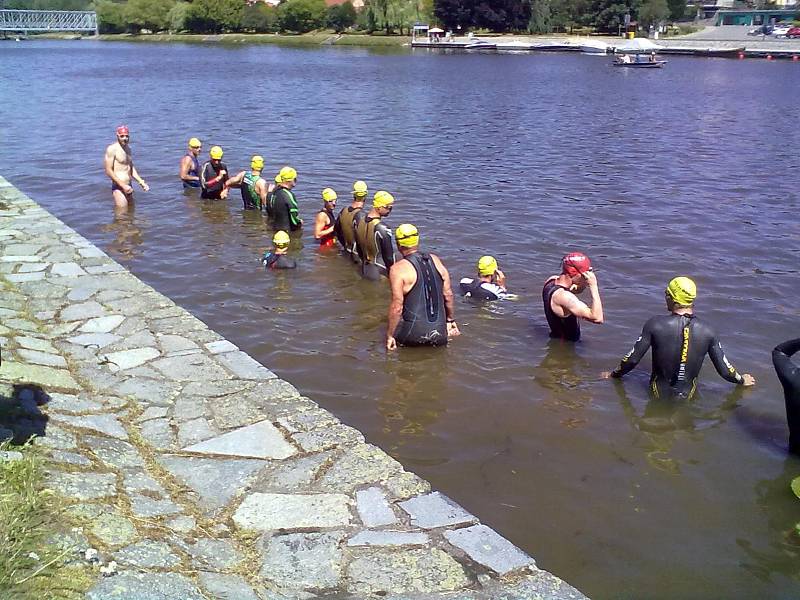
[189,137,201,148]
[478,255,498,277]
[251,155,264,170]
[273,230,290,247]
[353,180,368,197]
[209,146,223,160]
[395,223,419,248]
[666,276,696,306]
[322,188,337,202]
[274,174,281,183]
[279,166,297,182]
[373,190,395,208]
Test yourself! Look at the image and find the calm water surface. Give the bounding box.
[2,40,800,599]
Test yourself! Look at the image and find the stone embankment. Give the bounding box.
[0,175,588,599]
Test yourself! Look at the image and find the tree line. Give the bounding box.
[5,0,688,35]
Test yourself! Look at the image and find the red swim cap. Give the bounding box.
[562,252,592,277]
[116,125,129,136]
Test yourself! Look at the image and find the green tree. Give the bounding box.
[6,0,91,9]
[586,0,640,32]
[184,0,244,33]
[95,0,127,33]
[167,1,191,31]
[666,0,683,20]
[327,1,357,32]
[528,0,551,32]
[278,0,327,32]
[242,2,279,32]
[123,0,175,32]
[639,0,667,26]
[433,0,475,31]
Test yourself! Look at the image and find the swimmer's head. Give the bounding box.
[188,137,202,150]
[273,230,290,248]
[353,180,368,199]
[279,166,297,184]
[209,146,224,160]
[322,188,337,204]
[562,252,592,292]
[395,223,419,249]
[251,155,264,171]
[372,190,394,211]
[116,125,129,143]
[478,255,498,277]
[665,276,696,308]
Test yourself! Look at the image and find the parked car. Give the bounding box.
[748,24,774,36]
[773,23,793,38]
[787,26,800,39]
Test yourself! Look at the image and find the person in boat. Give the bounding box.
[649,52,657,63]
[542,252,604,342]
[271,166,302,232]
[773,339,800,455]
[460,256,513,301]
[314,187,338,247]
[224,155,268,210]
[335,180,367,263]
[355,190,396,280]
[262,230,297,270]
[618,53,632,64]
[604,277,755,400]
[200,146,229,200]
[179,137,202,189]
[386,224,460,349]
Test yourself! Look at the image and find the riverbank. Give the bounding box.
[95,31,410,47]
[0,175,588,598]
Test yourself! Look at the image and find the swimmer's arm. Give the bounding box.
[558,293,602,324]
[380,231,395,269]
[288,194,301,227]
[708,338,751,385]
[433,254,460,336]
[611,323,653,378]
[130,163,147,191]
[773,339,800,384]
[386,265,405,350]
[224,171,245,189]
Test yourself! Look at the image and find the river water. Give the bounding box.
[2,40,800,598]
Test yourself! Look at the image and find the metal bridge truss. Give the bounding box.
[0,9,98,33]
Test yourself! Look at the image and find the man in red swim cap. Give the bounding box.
[542,252,604,341]
[104,125,149,210]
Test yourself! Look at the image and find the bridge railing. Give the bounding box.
[0,9,98,33]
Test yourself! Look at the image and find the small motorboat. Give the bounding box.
[613,56,667,68]
[464,39,497,51]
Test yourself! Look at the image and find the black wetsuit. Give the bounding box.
[200,161,228,199]
[240,172,263,210]
[355,215,394,280]
[772,338,800,455]
[335,205,362,262]
[271,187,302,231]
[182,153,200,189]
[543,279,580,341]
[262,252,296,270]
[611,313,745,400]
[460,278,506,301]
[394,252,447,347]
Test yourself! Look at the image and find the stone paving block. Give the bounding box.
[53,414,129,441]
[78,246,107,258]
[4,317,39,331]
[158,455,266,512]
[79,315,125,333]
[139,418,175,450]
[183,420,296,460]
[216,351,277,380]
[204,340,238,354]
[136,406,169,422]
[17,348,68,368]
[172,395,207,422]
[114,377,179,404]
[102,329,157,353]
[45,471,117,501]
[66,333,121,349]
[399,492,478,530]
[122,469,167,495]
[101,347,161,371]
[151,353,229,381]
[0,254,40,262]
[130,495,183,518]
[0,361,80,391]
[177,418,217,447]
[51,262,86,277]
[33,424,77,450]
[61,300,105,321]
[166,515,196,534]
[182,379,252,398]
[346,548,471,595]
[115,541,182,569]
[91,511,138,548]
[199,573,261,600]
[348,531,429,547]
[86,264,125,274]
[177,537,244,570]
[47,449,92,466]
[157,333,199,353]
[46,392,104,414]
[356,487,399,528]
[259,532,345,590]
[384,472,432,502]
[293,423,365,453]
[17,262,48,273]
[16,336,57,353]
[443,524,535,575]
[6,272,45,282]
[234,492,352,531]
[251,451,336,493]
[84,436,143,469]
[315,444,404,494]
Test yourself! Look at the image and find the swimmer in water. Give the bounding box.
[225,155,269,210]
[355,190,395,280]
[773,339,800,455]
[179,137,202,189]
[542,252,604,342]
[262,230,297,270]
[460,255,515,301]
[604,276,755,400]
[200,146,229,200]
[335,180,367,263]
[314,188,338,247]
[271,166,302,231]
[386,224,459,349]
[104,125,148,208]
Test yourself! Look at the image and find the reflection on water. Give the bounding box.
[103,203,144,261]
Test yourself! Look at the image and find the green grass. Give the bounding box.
[0,442,93,599]
[97,31,410,47]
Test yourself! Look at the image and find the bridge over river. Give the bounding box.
[0,9,97,35]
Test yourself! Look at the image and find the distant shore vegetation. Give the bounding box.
[6,0,690,37]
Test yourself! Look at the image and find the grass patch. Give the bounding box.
[97,31,410,47]
[0,442,93,599]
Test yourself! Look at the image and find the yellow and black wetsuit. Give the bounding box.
[773,338,800,455]
[271,187,302,232]
[393,252,447,346]
[355,215,394,280]
[335,206,362,263]
[611,313,744,400]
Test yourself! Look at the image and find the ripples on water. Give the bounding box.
[2,41,800,599]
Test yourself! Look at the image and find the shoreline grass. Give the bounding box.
[95,31,411,47]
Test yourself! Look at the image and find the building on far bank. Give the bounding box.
[714,8,799,26]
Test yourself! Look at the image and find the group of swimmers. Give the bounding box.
[104,127,800,455]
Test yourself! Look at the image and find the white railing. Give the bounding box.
[0,9,97,32]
